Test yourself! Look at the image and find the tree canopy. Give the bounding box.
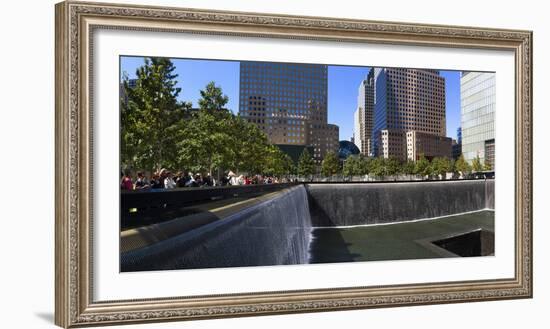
[120,57,191,172]
[121,59,283,177]
[297,148,315,177]
[321,151,340,177]
[455,154,471,176]
[472,155,483,172]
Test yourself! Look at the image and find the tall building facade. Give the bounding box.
[376,129,406,160]
[460,72,496,169]
[372,68,449,161]
[239,62,339,163]
[353,109,362,152]
[452,127,462,160]
[353,69,375,156]
[406,131,452,161]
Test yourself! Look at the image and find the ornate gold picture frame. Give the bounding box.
[55,1,532,327]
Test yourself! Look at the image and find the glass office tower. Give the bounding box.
[239,61,339,163]
[460,72,496,168]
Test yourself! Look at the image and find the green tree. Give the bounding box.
[120,57,190,172]
[432,157,451,179]
[198,81,229,112]
[483,158,492,171]
[264,146,294,177]
[472,155,483,172]
[321,151,340,177]
[177,82,244,177]
[385,157,401,177]
[231,116,272,174]
[297,148,315,178]
[176,109,234,175]
[402,160,416,177]
[454,154,471,177]
[369,157,386,178]
[414,154,432,178]
[343,155,360,177]
[357,156,370,176]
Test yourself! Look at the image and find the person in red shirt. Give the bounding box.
[120,170,133,190]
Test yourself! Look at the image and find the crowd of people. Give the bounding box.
[120,169,286,191]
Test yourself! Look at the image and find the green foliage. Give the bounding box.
[342,157,354,177]
[120,57,191,171]
[121,61,287,178]
[369,157,387,177]
[472,155,483,172]
[402,160,416,176]
[176,82,277,176]
[321,151,341,177]
[357,157,370,176]
[483,158,492,171]
[455,154,471,175]
[198,81,229,112]
[297,148,315,177]
[432,157,451,179]
[385,157,402,176]
[414,154,432,177]
[264,146,294,176]
[342,155,370,177]
[175,109,236,174]
[343,155,361,176]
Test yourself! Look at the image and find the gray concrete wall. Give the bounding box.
[121,185,312,271]
[306,180,495,227]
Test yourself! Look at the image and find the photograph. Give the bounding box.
[52,1,533,327]
[119,56,496,272]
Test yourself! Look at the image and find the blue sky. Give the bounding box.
[121,57,461,140]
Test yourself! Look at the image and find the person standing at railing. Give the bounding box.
[161,169,176,189]
[150,172,163,189]
[120,170,133,191]
[134,172,150,190]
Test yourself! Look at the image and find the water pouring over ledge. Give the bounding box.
[121,180,494,272]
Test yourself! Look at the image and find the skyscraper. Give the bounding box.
[239,61,339,163]
[353,69,375,156]
[372,68,450,161]
[460,72,495,169]
[452,127,462,160]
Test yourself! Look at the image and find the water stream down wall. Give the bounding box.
[121,180,494,271]
[306,180,495,227]
[121,185,312,272]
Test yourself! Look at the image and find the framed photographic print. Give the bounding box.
[55,1,532,327]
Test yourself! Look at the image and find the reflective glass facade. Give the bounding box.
[460,72,495,166]
[239,62,338,162]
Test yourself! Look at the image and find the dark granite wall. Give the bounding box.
[306,180,495,227]
[121,185,312,271]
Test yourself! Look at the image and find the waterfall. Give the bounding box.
[121,185,313,271]
[306,180,494,227]
[121,180,495,272]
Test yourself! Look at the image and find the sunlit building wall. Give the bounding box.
[372,68,446,158]
[460,72,496,168]
[239,62,339,163]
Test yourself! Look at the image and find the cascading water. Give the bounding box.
[121,185,313,272]
[306,180,494,227]
[121,180,494,271]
